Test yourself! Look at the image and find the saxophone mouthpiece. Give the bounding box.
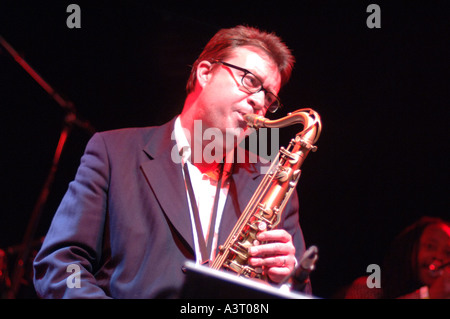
[243,114,267,128]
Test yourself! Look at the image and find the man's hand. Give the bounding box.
[247,229,296,283]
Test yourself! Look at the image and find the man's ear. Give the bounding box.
[196,61,214,88]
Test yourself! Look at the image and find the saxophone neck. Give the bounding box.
[244,108,322,144]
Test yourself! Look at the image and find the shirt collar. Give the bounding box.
[174,116,234,181]
[174,116,191,164]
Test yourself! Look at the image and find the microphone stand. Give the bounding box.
[280,245,319,292]
[1,35,95,298]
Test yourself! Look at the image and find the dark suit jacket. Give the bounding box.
[33,117,307,298]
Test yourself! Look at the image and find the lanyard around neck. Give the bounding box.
[183,162,224,263]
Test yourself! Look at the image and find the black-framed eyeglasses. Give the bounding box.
[212,60,281,113]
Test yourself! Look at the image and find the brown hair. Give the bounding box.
[186,25,295,94]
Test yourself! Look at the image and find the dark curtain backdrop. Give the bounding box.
[1,1,448,298]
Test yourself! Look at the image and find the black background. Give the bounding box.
[1,1,448,298]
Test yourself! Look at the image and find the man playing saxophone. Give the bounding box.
[33,25,311,298]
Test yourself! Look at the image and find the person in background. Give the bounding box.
[341,216,450,299]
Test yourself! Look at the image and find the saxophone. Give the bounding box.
[210,108,322,280]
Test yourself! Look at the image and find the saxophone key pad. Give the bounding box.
[258,221,267,231]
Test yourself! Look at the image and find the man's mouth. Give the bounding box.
[235,111,247,127]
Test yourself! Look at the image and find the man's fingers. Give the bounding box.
[256,229,292,243]
[248,242,294,257]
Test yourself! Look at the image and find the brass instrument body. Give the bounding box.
[211,109,322,280]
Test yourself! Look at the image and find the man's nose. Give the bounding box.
[247,91,266,113]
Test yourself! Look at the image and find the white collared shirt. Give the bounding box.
[173,116,231,263]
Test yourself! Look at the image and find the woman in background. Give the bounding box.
[341,216,450,299]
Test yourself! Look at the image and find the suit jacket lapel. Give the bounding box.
[140,118,195,253]
[139,119,265,255]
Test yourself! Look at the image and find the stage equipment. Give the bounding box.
[0,35,95,298]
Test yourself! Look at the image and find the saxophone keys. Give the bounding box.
[290,169,302,186]
[258,221,267,231]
